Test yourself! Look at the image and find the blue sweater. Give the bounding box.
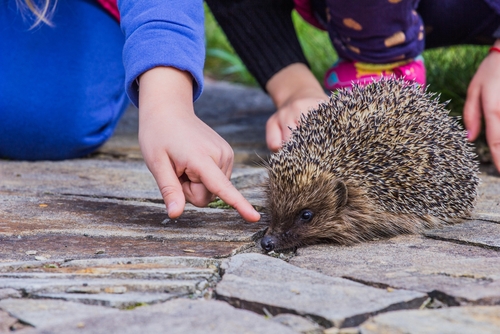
[118,0,205,107]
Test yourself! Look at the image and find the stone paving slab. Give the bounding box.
[0,309,22,332]
[0,193,266,261]
[424,219,500,249]
[0,160,159,201]
[271,313,324,333]
[0,298,119,329]
[2,298,297,334]
[0,256,219,309]
[216,253,427,328]
[360,306,500,334]
[0,160,267,206]
[289,235,500,306]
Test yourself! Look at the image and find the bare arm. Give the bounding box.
[464,39,500,172]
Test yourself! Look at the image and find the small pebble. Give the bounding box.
[38,204,48,208]
[95,249,105,255]
[25,250,37,255]
[34,256,47,261]
[183,249,195,253]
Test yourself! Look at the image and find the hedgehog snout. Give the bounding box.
[261,235,277,252]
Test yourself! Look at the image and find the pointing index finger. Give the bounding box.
[198,159,261,222]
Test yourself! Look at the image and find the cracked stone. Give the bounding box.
[424,220,500,249]
[0,310,22,332]
[0,194,267,261]
[0,298,119,329]
[0,288,22,299]
[0,256,219,308]
[271,313,324,333]
[0,160,266,208]
[289,235,500,306]
[216,253,426,328]
[17,298,297,333]
[360,305,500,334]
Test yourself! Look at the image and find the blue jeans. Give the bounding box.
[0,0,128,160]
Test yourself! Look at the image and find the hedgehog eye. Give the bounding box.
[298,209,314,223]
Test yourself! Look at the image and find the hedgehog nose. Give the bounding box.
[261,236,276,252]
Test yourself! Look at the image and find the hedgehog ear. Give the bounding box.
[333,180,348,208]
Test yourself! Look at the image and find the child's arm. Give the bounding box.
[118,1,259,221]
[138,66,260,222]
[265,63,329,151]
[464,39,500,172]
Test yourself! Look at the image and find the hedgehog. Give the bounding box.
[260,78,479,252]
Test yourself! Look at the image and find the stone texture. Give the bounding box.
[290,235,500,306]
[34,292,179,309]
[0,298,119,329]
[360,306,500,334]
[0,193,267,261]
[424,220,500,249]
[0,160,266,206]
[216,253,427,328]
[0,256,219,308]
[0,159,158,200]
[271,313,324,333]
[0,309,20,332]
[0,288,22,299]
[20,299,297,334]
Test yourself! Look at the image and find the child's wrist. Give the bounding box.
[489,46,500,53]
[266,63,323,109]
[138,66,194,118]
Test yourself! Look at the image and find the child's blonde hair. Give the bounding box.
[16,0,56,27]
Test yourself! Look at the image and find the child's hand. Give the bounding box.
[464,41,500,172]
[265,63,328,152]
[138,67,261,222]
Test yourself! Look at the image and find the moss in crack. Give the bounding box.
[207,198,233,210]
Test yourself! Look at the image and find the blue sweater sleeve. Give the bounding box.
[118,0,205,107]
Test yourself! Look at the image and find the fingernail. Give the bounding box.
[167,202,178,214]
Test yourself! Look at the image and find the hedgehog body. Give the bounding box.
[261,78,479,252]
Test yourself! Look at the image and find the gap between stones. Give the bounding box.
[423,234,500,251]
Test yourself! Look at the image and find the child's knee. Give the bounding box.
[0,95,129,161]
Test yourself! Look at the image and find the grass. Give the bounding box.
[204,5,489,117]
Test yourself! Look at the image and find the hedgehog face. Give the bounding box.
[262,173,352,252]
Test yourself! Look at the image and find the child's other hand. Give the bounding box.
[266,95,328,151]
[265,63,328,152]
[464,41,500,172]
[138,67,260,222]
